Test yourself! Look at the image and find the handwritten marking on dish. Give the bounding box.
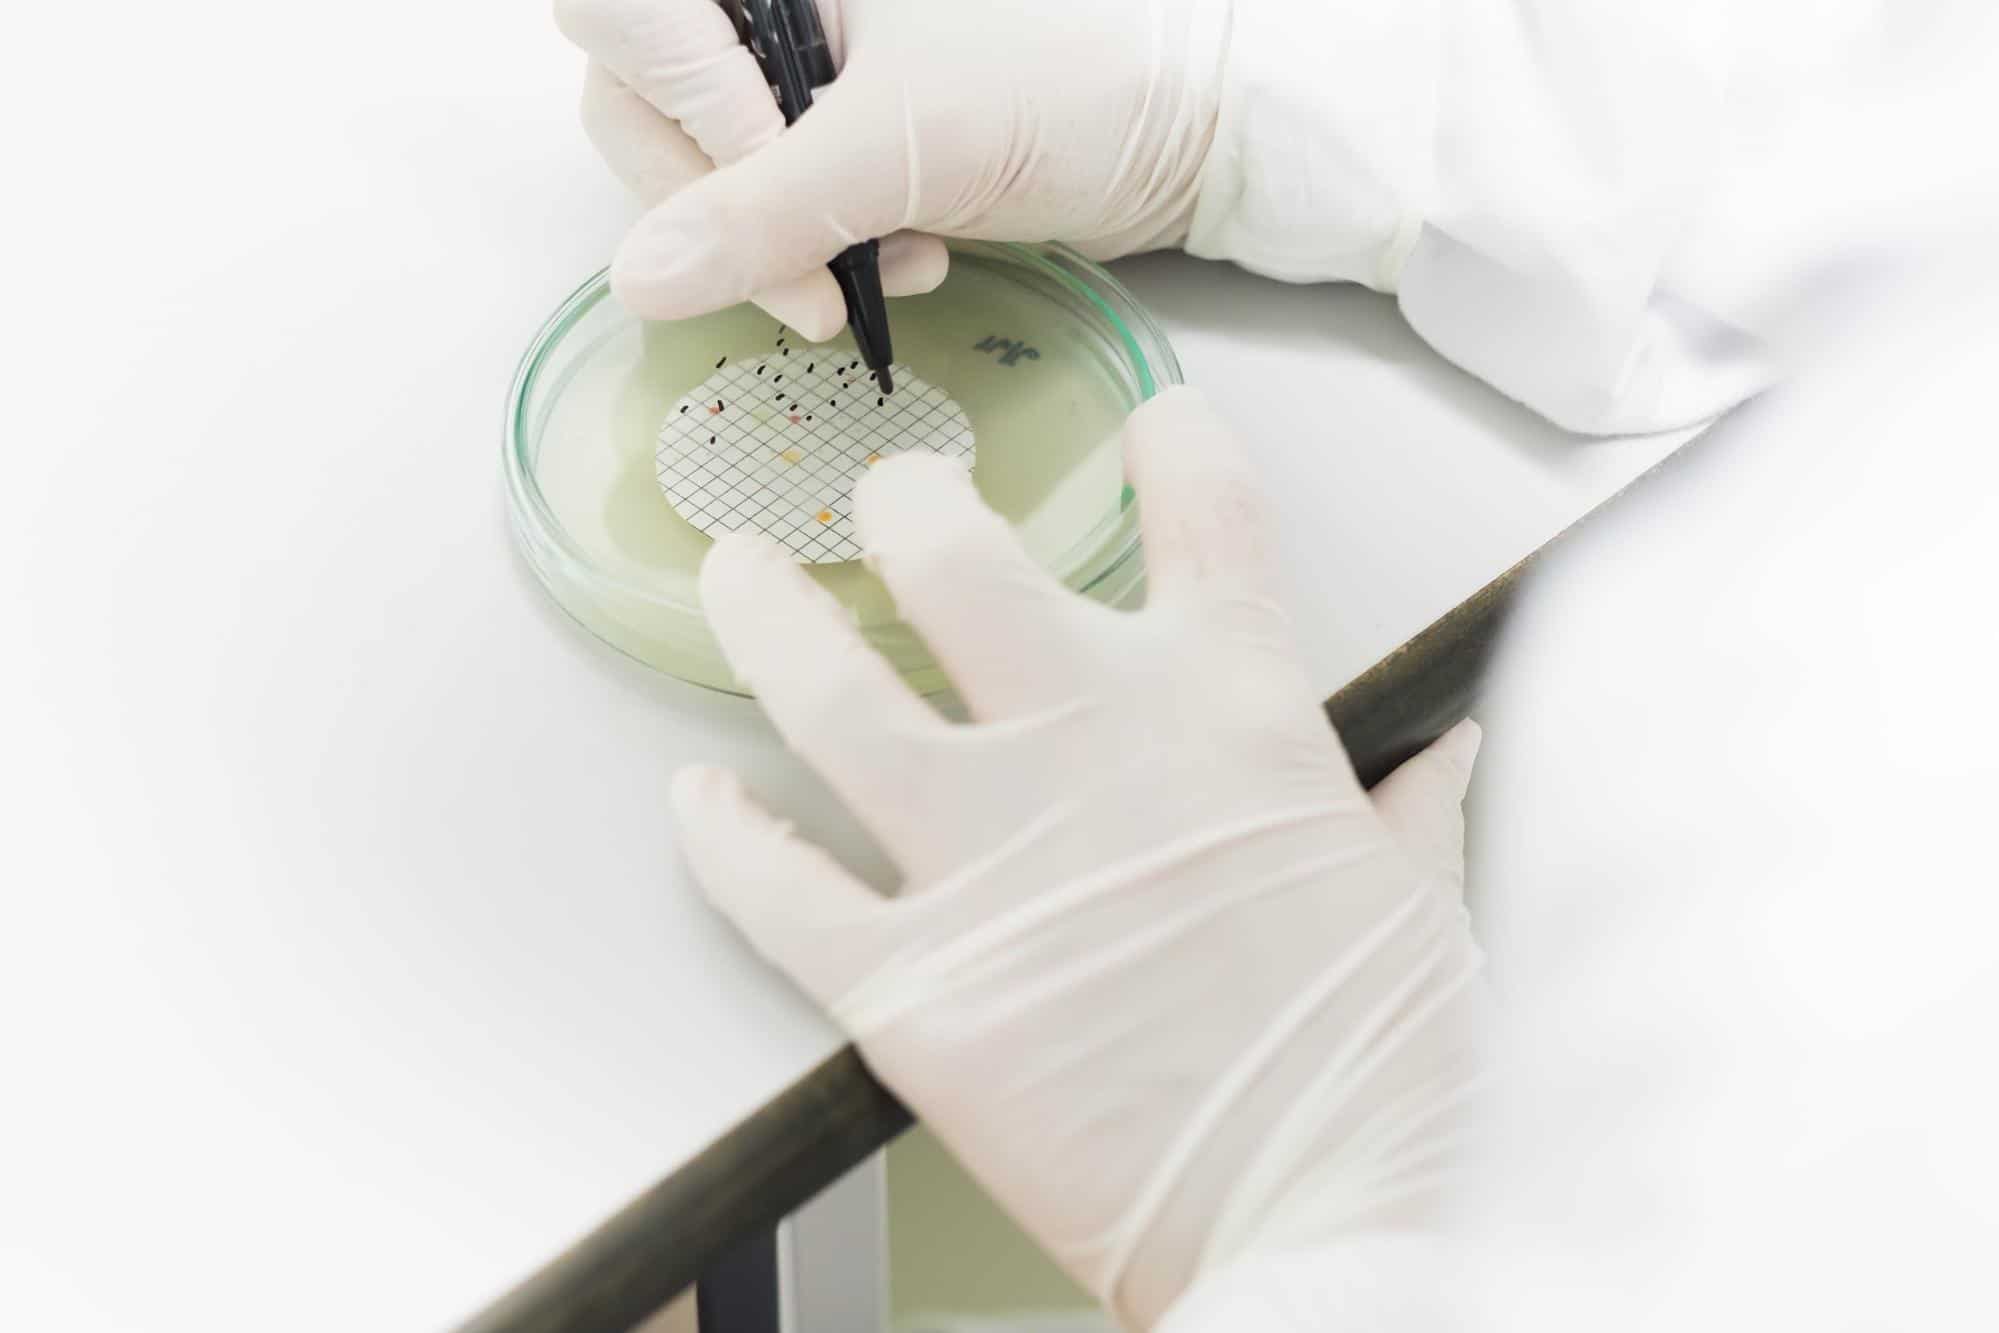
[974,334,1041,367]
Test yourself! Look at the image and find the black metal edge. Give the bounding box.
[456,1046,908,1333]
[1327,554,1524,789]
[456,434,1694,1333]
[694,1228,781,1333]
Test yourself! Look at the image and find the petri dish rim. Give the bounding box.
[502,241,1182,661]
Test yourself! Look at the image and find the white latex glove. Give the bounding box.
[556,0,1874,435]
[669,386,1488,1328]
[553,0,1227,339]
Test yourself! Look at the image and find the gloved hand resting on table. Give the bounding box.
[669,386,1489,1329]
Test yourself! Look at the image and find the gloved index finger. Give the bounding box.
[1371,719,1483,907]
[555,0,783,167]
[699,531,956,874]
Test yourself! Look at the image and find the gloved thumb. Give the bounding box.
[670,764,888,1007]
[1369,719,1482,905]
[613,72,939,324]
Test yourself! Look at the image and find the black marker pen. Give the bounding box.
[716,0,895,394]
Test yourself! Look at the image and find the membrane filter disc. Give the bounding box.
[655,355,975,564]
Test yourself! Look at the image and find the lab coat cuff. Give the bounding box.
[1187,0,1435,293]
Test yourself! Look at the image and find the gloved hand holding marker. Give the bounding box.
[671,386,1489,1329]
[712,0,896,391]
[556,0,1221,341]
[561,0,1776,436]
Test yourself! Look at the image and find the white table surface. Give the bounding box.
[1,4,1690,1330]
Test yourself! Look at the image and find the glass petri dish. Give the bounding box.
[504,240,1181,694]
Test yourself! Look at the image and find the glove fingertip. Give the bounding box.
[878,232,950,297]
[753,272,847,343]
[699,528,792,601]
[1434,717,1484,780]
[668,764,888,1011]
[851,451,985,558]
[669,762,740,827]
[669,764,795,916]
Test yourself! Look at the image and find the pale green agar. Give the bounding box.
[507,243,1177,691]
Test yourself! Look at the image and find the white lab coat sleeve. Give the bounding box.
[1184,0,1774,435]
[1153,243,1999,1332]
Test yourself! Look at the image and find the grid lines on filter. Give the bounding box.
[655,354,975,563]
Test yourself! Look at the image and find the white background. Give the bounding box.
[1,3,1685,1330]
